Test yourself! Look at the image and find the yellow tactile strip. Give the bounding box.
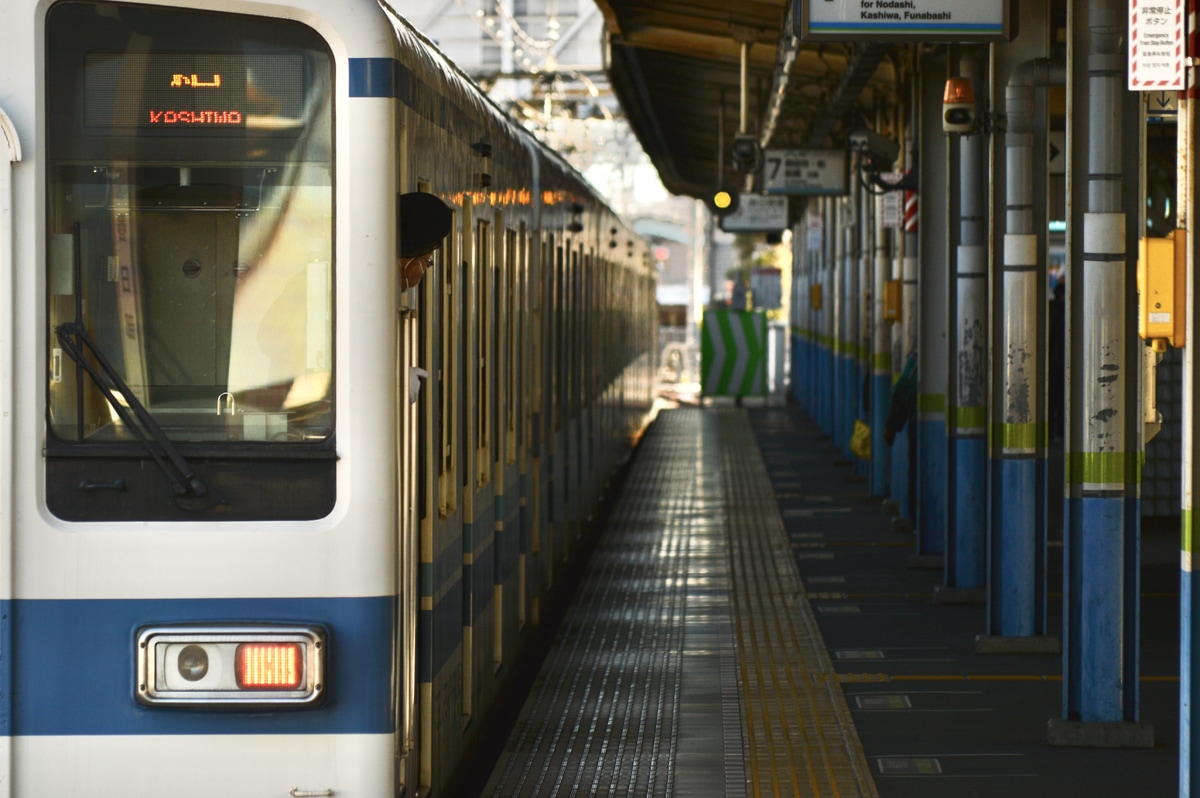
[719,408,880,798]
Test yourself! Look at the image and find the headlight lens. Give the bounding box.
[177,644,209,682]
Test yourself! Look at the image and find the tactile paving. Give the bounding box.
[480,407,876,797]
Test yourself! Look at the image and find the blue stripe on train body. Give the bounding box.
[7,596,393,736]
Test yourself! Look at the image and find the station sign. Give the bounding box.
[720,195,789,233]
[793,0,1013,42]
[751,267,784,311]
[762,149,847,196]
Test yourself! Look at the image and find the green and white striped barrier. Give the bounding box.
[701,309,767,397]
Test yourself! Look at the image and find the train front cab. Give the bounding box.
[10,1,407,795]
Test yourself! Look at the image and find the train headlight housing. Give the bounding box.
[137,626,325,707]
[176,645,210,682]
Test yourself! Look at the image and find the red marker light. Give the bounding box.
[237,643,303,689]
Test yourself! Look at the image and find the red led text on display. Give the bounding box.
[147,109,244,125]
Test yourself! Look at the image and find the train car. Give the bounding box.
[0,0,657,795]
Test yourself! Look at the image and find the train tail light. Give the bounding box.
[137,626,325,707]
[237,643,303,689]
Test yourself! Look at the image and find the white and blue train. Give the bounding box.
[0,0,656,794]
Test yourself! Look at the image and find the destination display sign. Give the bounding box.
[793,0,1013,42]
[84,52,305,131]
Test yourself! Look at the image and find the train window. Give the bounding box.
[44,2,334,521]
[553,245,564,432]
[439,206,459,518]
[504,229,518,465]
[529,233,545,418]
[475,218,491,488]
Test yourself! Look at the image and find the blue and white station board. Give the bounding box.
[763,149,847,196]
[794,0,1013,41]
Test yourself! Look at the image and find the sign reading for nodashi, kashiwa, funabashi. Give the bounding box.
[794,0,1013,42]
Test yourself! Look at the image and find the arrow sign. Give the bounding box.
[701,310,767,397]
[1048,132,1065,175]
[1147,90,1178,115]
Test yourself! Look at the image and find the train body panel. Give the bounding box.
[0,0,655,795]
[17,734,393,795]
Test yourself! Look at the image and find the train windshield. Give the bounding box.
[45,1,333,445]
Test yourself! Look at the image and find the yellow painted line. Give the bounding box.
[837,673,1179,684]
[724,410,879,798]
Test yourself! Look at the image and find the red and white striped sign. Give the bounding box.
[1130,0,1185,90]
[903,191,918,233]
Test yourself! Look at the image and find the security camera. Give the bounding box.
[943,77,976,134]
[732,134,763,174]
[847,129,899,171]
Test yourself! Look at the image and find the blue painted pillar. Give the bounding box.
[916,51,948,556]
[822,196,837,438]
[870,200,892,497]
[891,186,918,520]
[805,217,819,413]
[812,214,827,425]
[831,198,847,451]
[840,202,860,458]
[857,161,872,476]
[1183,525,1198,793]
[789,219,805,405]
[946,50,987,589]
[1055,0,1147,743]
[987,61,1059,639]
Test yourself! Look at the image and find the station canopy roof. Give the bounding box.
[593,0,898,202]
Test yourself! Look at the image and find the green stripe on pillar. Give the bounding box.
[953,405,986,431]
[918,394,945,413]
[1066,452,1143,486]
[991,422,1040,450]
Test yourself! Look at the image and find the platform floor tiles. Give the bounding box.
[480,407,874,797]
[478,404,1180,797]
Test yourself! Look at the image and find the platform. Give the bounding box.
[476,404,1179,797]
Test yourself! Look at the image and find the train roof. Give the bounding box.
[379,0,634,228]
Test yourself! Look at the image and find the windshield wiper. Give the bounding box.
[55,321,208,498]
